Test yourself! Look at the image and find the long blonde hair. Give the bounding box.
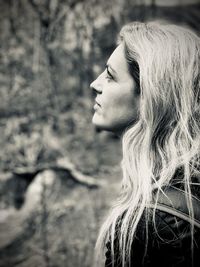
[95,21,200,267]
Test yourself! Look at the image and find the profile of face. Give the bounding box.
[90,44,140,135]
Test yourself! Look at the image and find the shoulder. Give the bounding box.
[151,185,200,233]
[150,186,200,255]
[134,183,200,243]
[131,186,200,266]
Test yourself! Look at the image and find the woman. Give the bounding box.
[90,21,200,267]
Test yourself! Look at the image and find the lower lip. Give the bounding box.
[94,103,100,110]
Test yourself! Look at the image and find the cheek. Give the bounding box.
[92,82,139,131]
[111,90,135,114]
[104,92,137,125]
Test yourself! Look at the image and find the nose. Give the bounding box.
[90,77,102,94]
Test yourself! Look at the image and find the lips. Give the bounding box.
[94,99,101,111]
[95,99,101,107]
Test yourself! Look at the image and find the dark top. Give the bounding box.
[105,177,200,267]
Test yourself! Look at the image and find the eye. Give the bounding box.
[105,67,114,81]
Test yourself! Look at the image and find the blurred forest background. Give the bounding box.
[0,0,199,266]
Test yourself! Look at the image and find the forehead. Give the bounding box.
[107,44,129,74]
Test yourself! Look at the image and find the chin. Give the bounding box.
[92,113,132,134]
[92,117,123,135]
[92,118,106,130]
[92,115,109,131]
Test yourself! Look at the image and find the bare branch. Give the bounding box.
[11,157,104,188]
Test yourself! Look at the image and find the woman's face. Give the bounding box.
[90,44,140,134]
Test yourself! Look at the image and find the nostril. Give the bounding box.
[95,82,102,92]
[90,84,102,94]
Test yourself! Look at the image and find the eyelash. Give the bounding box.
[106,69,113,80]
